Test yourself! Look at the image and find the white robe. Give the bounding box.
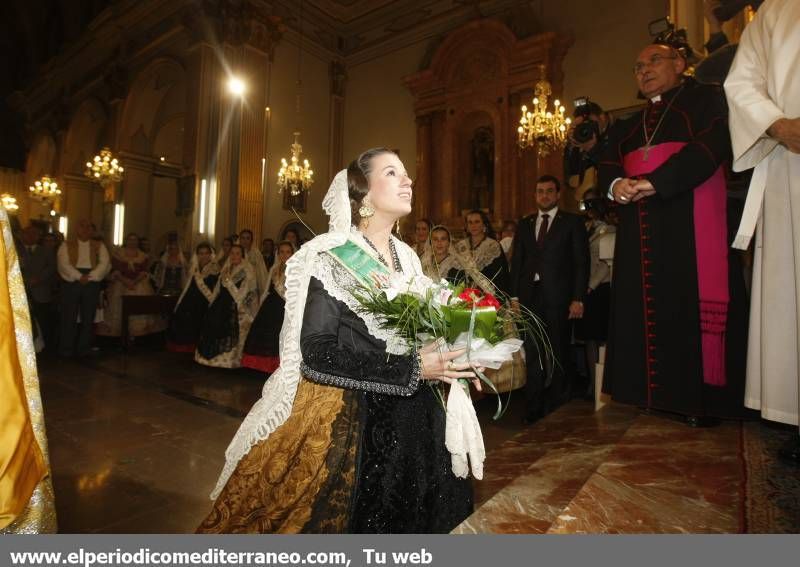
[724,0,800,427]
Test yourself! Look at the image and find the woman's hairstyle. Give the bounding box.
[430,224,452,242]
[277,240,296,253]
[222,236,234,246]
[125,232,139,243]
[417,218,432,229]
[239,229,253,239]
[465,209,496,240]
[229,244,245,256]
[347,147,399,226]
[196,242,213,255]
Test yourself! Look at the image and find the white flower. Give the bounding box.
[432,286,453,307]
[382,272,435,301]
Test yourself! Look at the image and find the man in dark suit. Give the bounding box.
[510,174,589,423]
[19,225,57,352]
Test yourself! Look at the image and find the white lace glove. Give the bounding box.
[445,380,485,480]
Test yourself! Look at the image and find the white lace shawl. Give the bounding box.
[210,170,422,499]
[422,245,497,295]
[455,237,504,272]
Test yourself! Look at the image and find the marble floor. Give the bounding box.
[37,345,800,534]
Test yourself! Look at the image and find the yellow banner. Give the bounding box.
[0,218,48,530]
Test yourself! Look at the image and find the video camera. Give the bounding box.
[648,17,696,63]
[571,97,602,144]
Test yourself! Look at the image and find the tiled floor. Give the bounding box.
[37,346,799,533]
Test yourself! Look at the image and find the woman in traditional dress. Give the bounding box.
[421,225,476,284]
[413,218,432,257]
[456,210,509,294]
[240,240,295,373]
[166,242,219,353]
[239,229,269,297]
[214,236,234,270]
[423,225,525,395]
[198,148,480,534]
[96,233,164,338]
[153,240,188,296]
[195,244,258,368]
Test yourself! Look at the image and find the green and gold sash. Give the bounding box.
[325,240,390,289]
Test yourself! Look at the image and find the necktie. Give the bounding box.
[536,214,549,247]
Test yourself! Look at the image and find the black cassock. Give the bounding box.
[598,78,749,418]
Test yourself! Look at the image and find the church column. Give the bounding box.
[328,61,347,176]
[182,39,223,245]
[414,113,433,223]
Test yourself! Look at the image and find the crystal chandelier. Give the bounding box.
[517,65,571,157]
[1,193,18,213]
[29,176,61,210]
[277,0,314,201]
[84,147,124,186]
[278,132,314,196]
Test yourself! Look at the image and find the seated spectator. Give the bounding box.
[96,232,164,338]
[153,240,188,296]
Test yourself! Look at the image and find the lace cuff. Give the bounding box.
[300,352,422,397]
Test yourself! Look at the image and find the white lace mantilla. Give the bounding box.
[456,237,503,272]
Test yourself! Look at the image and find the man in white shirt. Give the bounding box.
[724,0,800,461]
[57,218,110,357]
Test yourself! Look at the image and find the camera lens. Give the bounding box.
[573,122,596,144]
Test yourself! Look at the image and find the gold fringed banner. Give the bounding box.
[0,209,56,533]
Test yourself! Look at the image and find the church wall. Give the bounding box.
[537,0,667,112]
[343,41,429,181]
[342,0,667,200]
[260,38,333,241]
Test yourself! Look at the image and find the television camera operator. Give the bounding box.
[564,98,611,203]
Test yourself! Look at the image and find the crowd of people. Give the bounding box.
[15,217,299,373]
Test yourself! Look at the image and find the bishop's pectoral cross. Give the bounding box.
[641,144,651,162]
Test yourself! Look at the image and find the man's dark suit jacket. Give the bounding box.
[509,210,589,309]
[20,244,57,304]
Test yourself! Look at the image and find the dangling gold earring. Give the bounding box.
[359,201,374,229]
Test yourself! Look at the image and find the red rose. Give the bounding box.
[477,294,501,309]
[458,288,483,304]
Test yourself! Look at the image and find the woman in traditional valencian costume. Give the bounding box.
[96,232,164,338]
[456,210,509,295]
[167,242,219,353]
[194,244,258,368]
[198,148,481,533]
[241,240,295,373]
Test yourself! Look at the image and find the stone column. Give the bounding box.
[414,114,433,222]
[328,61,347,179]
